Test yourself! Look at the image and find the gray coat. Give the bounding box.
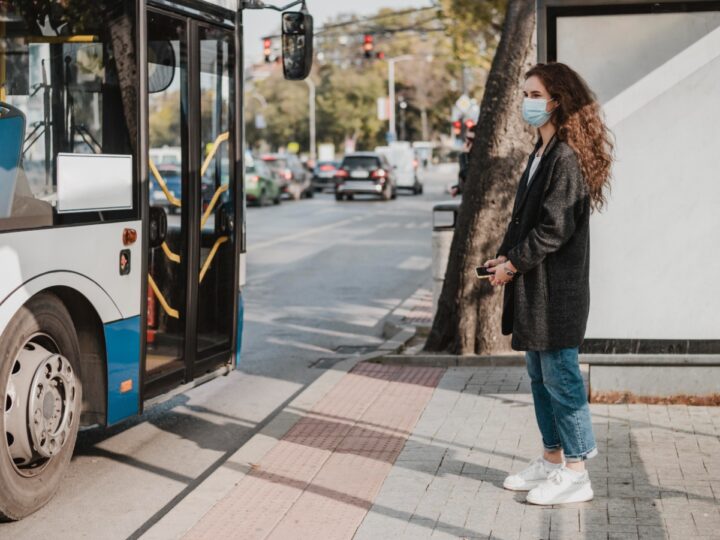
[497,136,591,352]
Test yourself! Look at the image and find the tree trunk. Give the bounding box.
[425,0,537,354]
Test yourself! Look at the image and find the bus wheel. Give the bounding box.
[0,293,82,520]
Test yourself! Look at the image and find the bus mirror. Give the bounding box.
[281,11,313,81]
[148,41,176,94]
[148,206,167,248]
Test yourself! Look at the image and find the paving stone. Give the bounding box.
[170,362,720,539]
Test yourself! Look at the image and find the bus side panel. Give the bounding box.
[104,316,141,425]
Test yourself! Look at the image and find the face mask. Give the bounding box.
[522,97,555,127]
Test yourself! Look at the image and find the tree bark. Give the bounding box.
[425,0,537,354]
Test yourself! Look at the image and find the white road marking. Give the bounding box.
[251,216,363,250]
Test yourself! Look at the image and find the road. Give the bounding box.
[2,164,457,539]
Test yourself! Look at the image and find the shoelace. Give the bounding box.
[548,468,564,485]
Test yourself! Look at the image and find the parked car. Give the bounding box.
[334,152,397,201]
[261,153,313,201]
[375,141,423,195]
[311,160,340,192]
[245,154,282,206]
[149,163,182,214]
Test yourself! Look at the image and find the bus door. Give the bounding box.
[145,8,236,396]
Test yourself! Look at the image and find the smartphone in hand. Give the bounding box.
[475,266,492,279]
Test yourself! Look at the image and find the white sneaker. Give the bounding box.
[503,457,563,491]
[526,467,594,505]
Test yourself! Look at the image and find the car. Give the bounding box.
[375,142,423,195]
[261,153,313,201]
[149,163,182,214]
[334,152,397,201]
[245,154,282,206]
[312,160,340,192]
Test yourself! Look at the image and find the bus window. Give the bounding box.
[0,0,138,232]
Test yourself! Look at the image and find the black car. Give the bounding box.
[261,153,313,201]
[334,153,397,201]
[311,160,340,192]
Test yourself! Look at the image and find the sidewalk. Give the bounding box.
[143,293,720,540]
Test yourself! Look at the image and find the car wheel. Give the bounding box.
[273,192,281,205]
[305,189,314,199]
[335,193,343,201]
[0,293,82,520]
[347,194,354,201]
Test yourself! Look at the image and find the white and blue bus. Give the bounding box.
[0,0,312,519]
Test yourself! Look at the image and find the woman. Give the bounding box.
[484,62,613,505]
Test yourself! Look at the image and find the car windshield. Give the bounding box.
[342,156,380,170]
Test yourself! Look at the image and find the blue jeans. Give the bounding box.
[526,348,597,462]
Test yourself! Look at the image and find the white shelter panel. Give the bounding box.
[557,13,720,103]
[556,13,720,340]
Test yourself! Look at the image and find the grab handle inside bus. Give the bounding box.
[148,206,167,248]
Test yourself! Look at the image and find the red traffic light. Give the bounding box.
[363,34,374,58]
[452,120,462,135]
[263,38,272,63]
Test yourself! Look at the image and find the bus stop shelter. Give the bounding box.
[537,0,720,399]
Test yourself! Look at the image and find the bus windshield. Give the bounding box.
[0,0,138,230]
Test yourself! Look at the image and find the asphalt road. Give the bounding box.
[2,164,457,539]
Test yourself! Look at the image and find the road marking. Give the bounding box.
[398,256,432,271]
[251,216,363,250]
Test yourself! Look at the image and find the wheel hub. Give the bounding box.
[5,339,78,472]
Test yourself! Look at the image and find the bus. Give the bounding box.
[0,0,312,520]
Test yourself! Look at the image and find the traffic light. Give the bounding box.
[263,38,272,63]
[464,119,476,132]
[363,34,374,59]
[452,120,462,136]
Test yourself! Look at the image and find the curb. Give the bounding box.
[375,353,526,367]
[139,327,417,540]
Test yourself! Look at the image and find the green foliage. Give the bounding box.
[438,0,507,69]
[246,6,503,153]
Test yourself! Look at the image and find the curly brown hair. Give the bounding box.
[526,63,614,211]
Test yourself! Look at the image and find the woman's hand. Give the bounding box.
[488,260,517,286]
[483,255,507,268]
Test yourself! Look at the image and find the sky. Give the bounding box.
[242,0,434,63]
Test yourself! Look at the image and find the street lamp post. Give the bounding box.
[304,78,316,161]
[387,55,413,142]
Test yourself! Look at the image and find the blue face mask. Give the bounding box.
[522,97,555,127]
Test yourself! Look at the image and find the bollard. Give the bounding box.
[431,202,461,316]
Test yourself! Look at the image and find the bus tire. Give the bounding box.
[0,293,82,521]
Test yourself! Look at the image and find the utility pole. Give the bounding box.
[304,78,316,161]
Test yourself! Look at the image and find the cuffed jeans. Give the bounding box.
[526,348,597,462]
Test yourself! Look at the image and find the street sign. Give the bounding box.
[455,94,472,115]
[377,97,388,121]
